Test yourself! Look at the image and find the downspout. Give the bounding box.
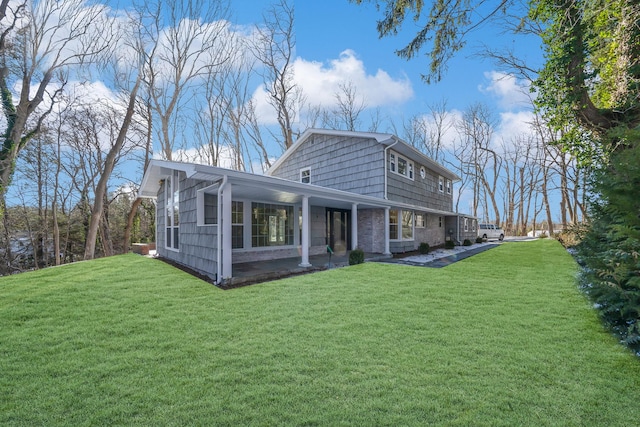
[457,215,460,244]
[216,175,228,285]
[383,138,399,200]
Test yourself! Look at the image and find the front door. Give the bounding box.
[326,208,350,253]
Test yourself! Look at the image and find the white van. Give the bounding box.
[478,223,505,241]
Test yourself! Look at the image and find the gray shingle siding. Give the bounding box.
[270,134,385,198]
[156,174,218,280]
[386,162,453,211]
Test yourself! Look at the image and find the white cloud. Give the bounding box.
[495,110,536,144]
[252,49,414,125]
[478,71,533,111]
[160,145,237,169]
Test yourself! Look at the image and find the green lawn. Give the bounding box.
[1,240,639,426]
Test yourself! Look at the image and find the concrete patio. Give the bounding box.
[227,251,391,288]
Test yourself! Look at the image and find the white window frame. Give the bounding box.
[438,176,444,193]
[165,170,180,251]
[300,167,311,183]
[197,190,217,226]
[420,167,426,179]
[232,201,244,249]
[415,213,426,228]
[464,218,469,232]
[389,209,399,241]
[401,211,414,240]
[389,209,415,241]
[389,150,414,181]
[446,179,452,195]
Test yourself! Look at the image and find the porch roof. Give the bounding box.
[139,159,459,215]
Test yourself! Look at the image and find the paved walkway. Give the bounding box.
[376,243,499,268]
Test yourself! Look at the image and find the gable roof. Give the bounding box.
[267,128,460,181]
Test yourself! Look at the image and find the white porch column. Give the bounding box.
[221,183,233,279]
[351,203,358,250]
[299,195,312,267]
[383,207,391,255]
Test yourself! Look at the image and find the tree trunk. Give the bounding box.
[84,76,141,260]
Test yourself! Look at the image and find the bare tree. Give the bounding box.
[192,34,254,170]
[0,0,112,202]
[252,0,301,151]
[457,103,500,223]
[140,0,233,160]
[83,77,143,260]
[333,81,366,131]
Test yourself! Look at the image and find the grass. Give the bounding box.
[1,239,639,425]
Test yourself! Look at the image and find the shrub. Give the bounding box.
[463,239,472,246]
[475,236,484,244]
[556,224,587,248]
[418,242,430,254]
[444,240,455,249]
[349,248,365,265]
[576,141,640,354]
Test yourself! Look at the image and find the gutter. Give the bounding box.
[215,175,228,285]
[383,138,399,200]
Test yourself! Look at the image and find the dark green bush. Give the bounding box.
[418,242,430,254]
[463,239,472,246]
[576,140,640,354]
[349,248,365,265]
[475,236,484,244]
[444,240,455,249]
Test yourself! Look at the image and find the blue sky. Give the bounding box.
[238,0,541,119]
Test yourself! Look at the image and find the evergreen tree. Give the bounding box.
[577,138,640,353]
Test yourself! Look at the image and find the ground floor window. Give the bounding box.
[415,213,426,228]
[252,202,294,247]
[389,210,399,240]
[232,201,244,249]
[389,209,414,240]
[402,211,414,240]
[165,170,180,250]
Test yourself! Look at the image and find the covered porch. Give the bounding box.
[227,250,392,288]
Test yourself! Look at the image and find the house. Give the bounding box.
[138,129,477,285]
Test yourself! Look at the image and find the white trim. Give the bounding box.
[389,149,414,181]
[165,170,180,251]
[196,187,219,226]
[299,196,311,267]
[351,203,358,250]
[300,167,311,183]
[438,176,444,193]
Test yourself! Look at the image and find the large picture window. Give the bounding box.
[165,170,180,250]
[389,209,414,240]
[252,202,294,247]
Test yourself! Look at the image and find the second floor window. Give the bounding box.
[389,150,414,180]
[438,176,444,193]
[446,179,452,195]
[300,168,310,183]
